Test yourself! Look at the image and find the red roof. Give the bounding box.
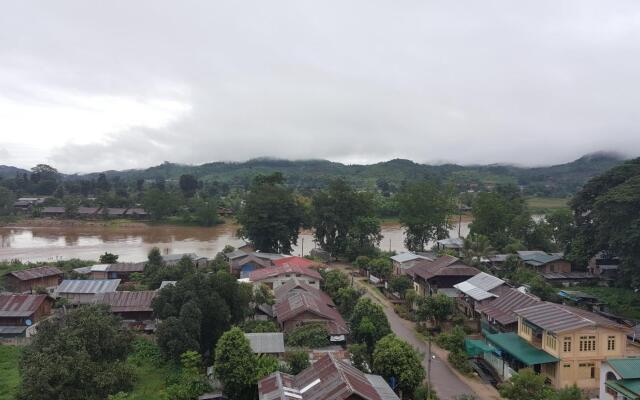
[6,266,63,281]
[275,282,347,335]
[258,353,399,400]
[97,291,157,313]
[249,264,321,282]
[272,256,316,268]
[0,294,51,318]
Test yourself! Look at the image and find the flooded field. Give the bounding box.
[0,220,471,263]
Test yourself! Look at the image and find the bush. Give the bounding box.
[129,337,162,367]
[285,324,329,348]
[241,320,279,333]
[414,384,439,400]
[393,304,416,321]
[448,349,472,374]
[284,350,310,374]
[435,326,465,352]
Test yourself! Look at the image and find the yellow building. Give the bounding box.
[514,302,630,391]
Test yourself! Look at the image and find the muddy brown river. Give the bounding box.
[0,220,471,263]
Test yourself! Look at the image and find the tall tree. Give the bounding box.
[179,174,199,198]
[0,186,16,216]
[499,368,554,400]
[18,305,134,400]
[569,158,640,285]
[214,327,258,400]
[397,181,455,251]
[236,173,303,253]
[372,334,425,397]
[350,298,392,353]
[96,173,111,192]
[312,179,381,258]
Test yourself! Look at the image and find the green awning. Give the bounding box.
[465,339,495,357]
[485,332,558,366]
[606,379,640,399]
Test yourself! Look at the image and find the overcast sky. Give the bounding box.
[1,1,639,173]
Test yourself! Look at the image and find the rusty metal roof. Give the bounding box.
[515,302,628,334]
[55,279,120,294]
[258,353,399,400]
[250,265,321,282]
[408,255,480,281]
[275,282,348,335]
[0,294,50,317]
[97,290,156,312]
[5,266,63,281]
[107,263,145,273]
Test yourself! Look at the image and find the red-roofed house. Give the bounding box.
[258,353,399,400]
[3,266,64,293]
[272,256,317,268]
[250,265,322,290]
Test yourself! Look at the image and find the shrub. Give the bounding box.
[435,325,465,352]
[241,320,279,333]
[129,337,162,367]
[285,324,329,348]
[393,304,416,321]
[448,349,472,374]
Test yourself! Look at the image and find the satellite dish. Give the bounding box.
[25,319,33,326]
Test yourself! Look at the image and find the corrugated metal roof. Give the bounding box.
[258,353,398,400]
[88,264,110,272]
[517,251,562,267]
[476,287,541,326]
[245,333,285,354]
[272,256,316,268]
[97,290,156,312]
[159,281,177,289]
[454,281,497,301]
[250,265,321,282]
[465,272,504,291]
[515,302,627,334]
[485,332,559,366]
[390,252,430,263]
[0,294,49,317]
[408,256,480,281]
[436,237,464,249]
[608,358,640,380]
[163,253,202,262]
[6,266,63,281]
[55,279,120,294]
[107,263,145,273]
[0,326,28,334]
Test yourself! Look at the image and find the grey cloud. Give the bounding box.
[2,0,640,172]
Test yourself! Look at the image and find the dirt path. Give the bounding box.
[335,264,502,400]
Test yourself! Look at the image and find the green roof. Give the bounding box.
[485,332,558,366]
[609,358,640,379]
[465,339,495,357]
[606,379,640,399]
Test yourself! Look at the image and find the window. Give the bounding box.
[563,363,571,369]
[563,337,572,352]
[520,323,532,336]
[308,281,315,285]
[578,363,596,379]
[607,336,616,351]
[579,336,596,352]
[546,334,557,350]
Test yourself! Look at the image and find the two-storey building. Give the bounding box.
[490,301,630,392]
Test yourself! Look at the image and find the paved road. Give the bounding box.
[371,293,478,400]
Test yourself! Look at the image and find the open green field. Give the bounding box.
[0,345,20,400]
[525,196,570,212]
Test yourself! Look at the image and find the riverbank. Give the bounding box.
[1,217,150,229]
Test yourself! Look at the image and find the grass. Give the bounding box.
[127,361,172,400]
[0,345,21,400]
[571,286,640,320]
[525,196,569,213]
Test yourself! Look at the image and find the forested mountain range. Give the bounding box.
[0,152,628,196]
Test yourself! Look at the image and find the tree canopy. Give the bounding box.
[372,334,425,396]
[236,173,304,253]
[213,327,259,400]
[18,305,134,400]
[350,297,392,353]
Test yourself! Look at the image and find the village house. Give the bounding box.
[54,279,120,305]
[227,251,286,278]
[78,206,101,218]
[599,358,640,400]
[73,264,111,279]
[0,294,54,337]
[41,206,65,217]
[3,266,64,293]
[162,253,208,268]
[454,272,507,318]
[258,353,399,400]
[517,251,571,274]
[249,264,322,290]
[274,280,348,343]
[484,301,630,392]
[13,197,45,212]
[588,251,620,282]
[104,263,145,281]
[390,252,432,276]
[475,287,541,333]
[407,255,480,297]
[244,332,285,358]
[96,290,157,330]
[124,207,148,218]
[105,207,127,218]
[435,237,465,256]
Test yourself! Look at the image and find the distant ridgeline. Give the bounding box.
[0,152,627,196]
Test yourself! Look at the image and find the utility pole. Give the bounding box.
[427,339,432,399]
[301,237,304,257]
